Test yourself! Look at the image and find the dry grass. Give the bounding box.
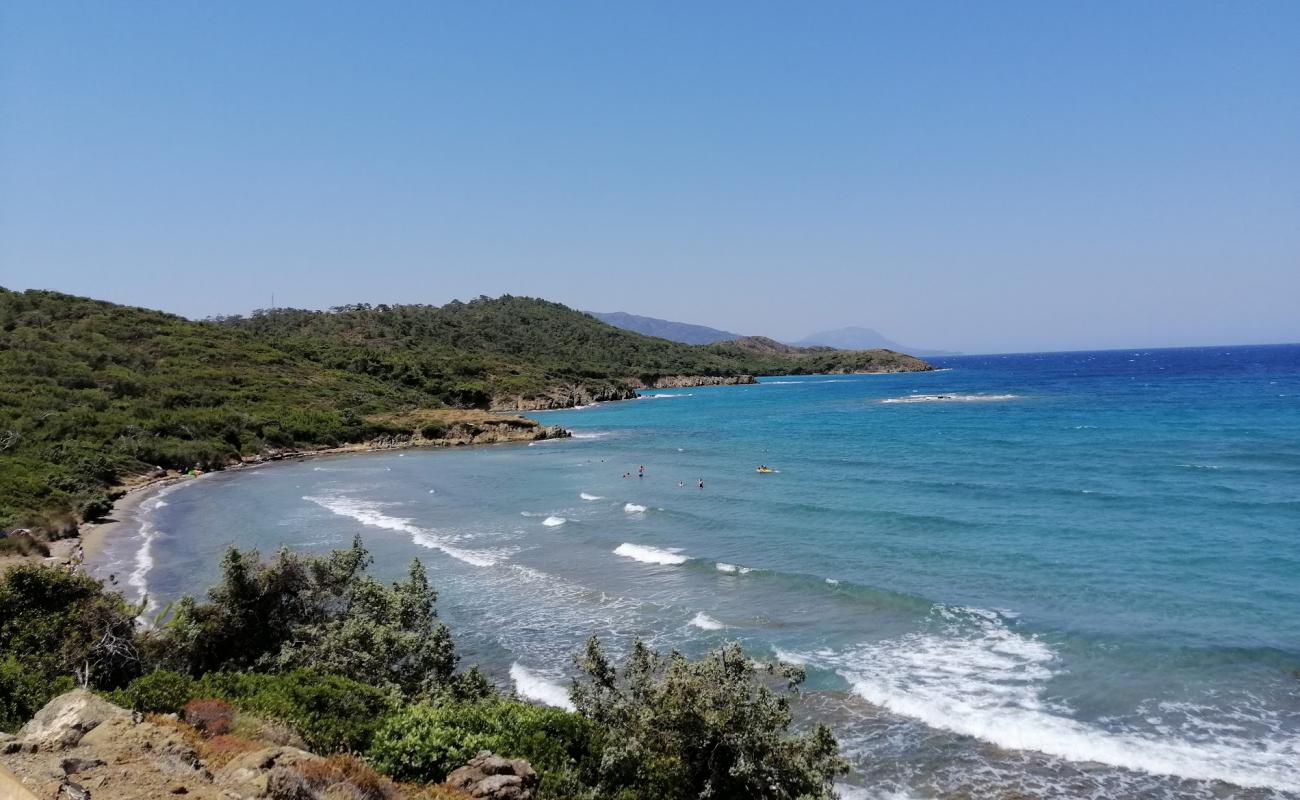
[202,734,265,767]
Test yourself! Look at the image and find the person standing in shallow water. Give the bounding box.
[638,465,645,478]
[698,478,704,489]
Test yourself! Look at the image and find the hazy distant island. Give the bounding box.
[591,310,959,356]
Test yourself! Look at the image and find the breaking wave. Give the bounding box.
[509,662,575,711]
[623,502,647,514]
[304,495,505,567]
[613,543,688,565]
[794,605,1300,794]
[689,612,724,630]
[542,516,567,527]
[579,492,603,501]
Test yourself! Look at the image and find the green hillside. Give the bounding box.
[0,288,928,530]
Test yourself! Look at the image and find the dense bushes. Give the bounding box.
[111,668,195,714]
[368,699,601,793]
[195,670,396,753]
[572,637,847,799]
[0,564,140,703]
[0,542,849,798]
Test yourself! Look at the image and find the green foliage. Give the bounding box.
[195,670,398,754]
[111,668,195,714]
[1,288,926,528]
[0,654,73,733]
[571,637,848,800]
[368,699,601,797]
[147,537,476,700]
[0,563,141,693]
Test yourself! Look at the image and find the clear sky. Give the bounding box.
[2,2,1297,354]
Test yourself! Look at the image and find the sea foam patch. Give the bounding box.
[542,516,567,527]
[510,662,575,711]
[689,612,724,630]
[881,394,1018,404]
[798,605,1300,794]
[614,543,688,565]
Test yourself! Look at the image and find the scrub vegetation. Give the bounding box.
[0,540,848,798]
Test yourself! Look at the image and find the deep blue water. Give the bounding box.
[93,344,1300,799]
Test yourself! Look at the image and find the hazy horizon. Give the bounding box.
[3,2,1297,353]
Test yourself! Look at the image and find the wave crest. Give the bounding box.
[614,543,688,565]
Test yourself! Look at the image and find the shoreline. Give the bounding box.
[76,428,565,565]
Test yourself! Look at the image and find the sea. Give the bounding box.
[90,344,1300,799]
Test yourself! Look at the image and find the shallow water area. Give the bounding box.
[91,345,1300,798]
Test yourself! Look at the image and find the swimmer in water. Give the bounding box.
[698,478,704,489]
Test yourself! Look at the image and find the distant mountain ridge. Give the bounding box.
[794,326,960,357]
[588,311,740,345]
[593,312,958,356]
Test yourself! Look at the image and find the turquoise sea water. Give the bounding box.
[92,345,1300,798]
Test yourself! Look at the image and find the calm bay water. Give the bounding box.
[92,345,1300,798]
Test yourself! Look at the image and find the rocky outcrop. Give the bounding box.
[1,692,411,800]
[491,384,639,411]
[635,374,757,389]
[14,690,128,751]
[445,751,539,800]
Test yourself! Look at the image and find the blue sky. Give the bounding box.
[2,2,1296,353]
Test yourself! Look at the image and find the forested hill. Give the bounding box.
[0,289,928,530]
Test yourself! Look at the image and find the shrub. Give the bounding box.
[183,698,235,736]
[80,494,114,522]
[0,533,49,558]
[153,540,463,699]
[571,638,848,800]
[0,654,73,733]
[113,669,195,714]
[195,670,395,753]
[0,563,140,691]
[367,699,599,795]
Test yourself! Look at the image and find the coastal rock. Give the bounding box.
[445,751,539,799]
[491,375,757,410]
[635,374,757,389]
[213,746,319,798]
[492,383,639,411]
[18,690,129,751]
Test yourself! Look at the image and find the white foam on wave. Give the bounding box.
[1178,463,1222,470]
[642,393,693,399]
[305,495,504,567]
[570,431,610,440]
[689,612,724,630]
[542,516,567,527]
[509,663,575,711]
[579,492,603,501]
[881,394,1018,404]
[623,502,647,514]
[125,484,188,620]
[715,562,753,574]
[825,577,840,585]
[613,543,688,565]
[801,605,1300,793]
[772,648,808,665]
